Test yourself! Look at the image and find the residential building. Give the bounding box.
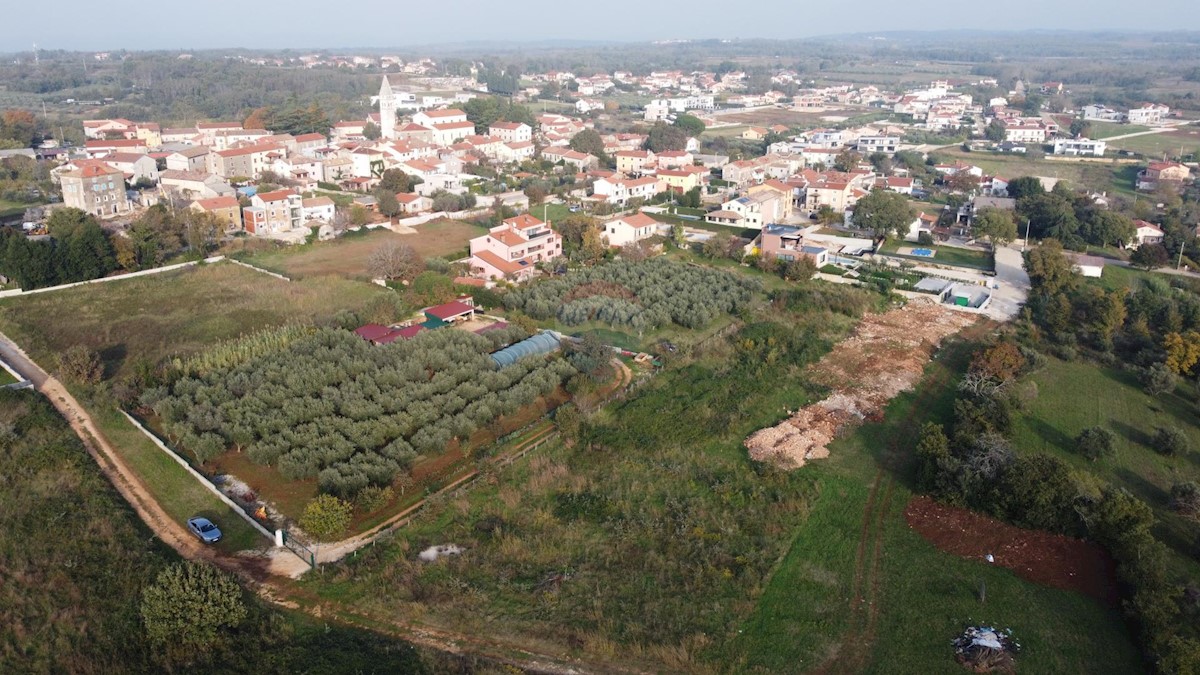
[59,163,131,218]
[395,192,432,214]
[102,153,160,184]
[603,211,660,247]
[242,189,302,236]
[614,150,655,175]
[1137,161,1191,191]
[656,167,706,193]
[1052,138,1106,157]
[1002,122,1047,143]
[1081,105,1124,122]
[207,143,280,180]
[708,188,789,230]
[541,147,597,170]
[1127,104,1169,126]
[654,150,694,169]
[487,121,532,144]
[855,136,900,154]
[301,196,336,222]
[165,146,210,172]
[412,108,469,127]
[756,224,830,266]
[191,195,243,232]
[159,170,236,200]
[591,176,659,205]
[742,127,769,141]
[430,121,477,146]
[468,214,563,282]
[1132,220,1165,248]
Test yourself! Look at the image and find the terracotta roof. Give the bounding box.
[504,213,545,230]
[256,189,295,203]
[706,210,744,220]
[615,212,659,228]
[302,197,334,208]
[354,324,393,341]
[421,108,467,118]
[472,249,528,275]
[64,163,122,178]
[425,300,475,321]
[194,196,239,210]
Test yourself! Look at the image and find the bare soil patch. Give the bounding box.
[745,299,977,468]
[905,496,1120,605]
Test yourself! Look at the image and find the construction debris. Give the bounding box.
[745,298,976,468]
[952,624,1020,673]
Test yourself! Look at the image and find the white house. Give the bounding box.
[301,196,336,222]
[591,176,659,205]
[1052,138,1106,157]
[1127,104,1169,126]
[412,108,469,127]
[603,211,660,247]
[487,121,532,144]
[1132,220,1165,248]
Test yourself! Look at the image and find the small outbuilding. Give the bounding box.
[424,297,476,324]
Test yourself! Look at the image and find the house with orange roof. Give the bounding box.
[1137,161,1191,192]
[243,189,302,237]
[59,163,131,217]
[487,121,532,144]
[602,211,661,247]
[540,146,597,171]
[468,214,563,282]
[191,195,243,232]
[82,118,137,140]
[1132,220,1165,248]
[591,176,660,205]
[412,108,469,127]
[429,120,477,146]
[207,143,281,180]
[614,149,655,175]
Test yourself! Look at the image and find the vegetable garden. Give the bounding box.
[142,326,576,499]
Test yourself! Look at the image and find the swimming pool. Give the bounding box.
[911,248,935,257]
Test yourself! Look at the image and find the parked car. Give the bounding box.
[187,516,222,544]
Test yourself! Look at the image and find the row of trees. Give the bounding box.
[916,339,1200,672]
[504,258,759,333]
[142,327,575,498]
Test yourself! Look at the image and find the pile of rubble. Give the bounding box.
[745,299,977,468]
[952,624,1020,673]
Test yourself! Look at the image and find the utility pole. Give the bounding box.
[1178,240,1186,270]
[1022,219,1031,252]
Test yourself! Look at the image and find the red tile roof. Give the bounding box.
[425,300,475,321]
[354,324,393,341]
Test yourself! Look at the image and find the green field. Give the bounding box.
[1085,121,1150,139]
[0,262,392,380]
[728,333,1140,673]
[880,239,995,271]
[1010,356,1200,575]
[1107,127,1200,160]
[0,367,16,385]
[937,149,1139,197]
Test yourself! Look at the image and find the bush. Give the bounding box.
[1076,426,1116,461]
[1141,363,1178,396]
[299,494,353,542]
[56,345,103,384]
[140,562,247,665]
[1153,427,1190,457]
[353,485,394,514]
[1170,482,1200,517]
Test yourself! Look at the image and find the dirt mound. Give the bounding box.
[745,299,977,468]
[904,496,1120,605]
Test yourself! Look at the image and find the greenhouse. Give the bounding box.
[491,332,562,368]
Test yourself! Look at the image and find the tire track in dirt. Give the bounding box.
[812,319,990,674]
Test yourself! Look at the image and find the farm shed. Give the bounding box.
[491,332,561,368]
[424,298,476,324]
[354,324,394,344]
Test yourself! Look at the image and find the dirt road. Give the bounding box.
[0,331,264,577]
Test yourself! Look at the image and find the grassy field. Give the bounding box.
[728,331,1141,673]
[936,149,1139,197]
[1107,127,1200,160]
[1010,357,1200,574]
[0,367,16,385]
[240,221,487,279]
[0,198,30,219]
[880,239,995,271]
[0,262,392,380]
[1085,121,1150,139]
[0,388,441,673]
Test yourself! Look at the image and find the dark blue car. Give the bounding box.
[187,517,222,544]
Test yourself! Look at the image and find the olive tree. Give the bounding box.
[140,562,247,664]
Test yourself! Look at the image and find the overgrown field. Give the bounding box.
[144,326,575,500]
[238,220,486,280]
[0,389,433,673]
[937,148,1139,197]
[304,282,888,669]
[0,262,394,381]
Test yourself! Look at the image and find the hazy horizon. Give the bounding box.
[7,0,1200,52]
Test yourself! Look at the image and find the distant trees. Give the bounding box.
[645,123,688,153]
[852,189,916,238]
[1069,118,1091,138]
[673,113,706,136]
[1130,243,1170,270]
[374,189,402,218]
[0,208,119,289]
[377,168,419,194]
[569,129,606,158]
[367,241,423,281]
[363,122,381,140]
[984,120,1006,142]
[973,207,1018,246]
[462,97,534,133]
[0,109,42,147]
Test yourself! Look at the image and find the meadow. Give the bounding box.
[936,148,1140,197]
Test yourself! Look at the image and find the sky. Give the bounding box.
[6,0,1199,51]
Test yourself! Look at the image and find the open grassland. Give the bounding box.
[0,388,441,673]
[240,220,487,280]
[1085,121,1150,139]
[937,149,1139,197]
[1010,357,1200,575]
[0,368,16,385]
[1107,126,1200,159]
[0,262,392,380]
[730,333,1141,673]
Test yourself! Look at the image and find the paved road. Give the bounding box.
[989,244,1031,321]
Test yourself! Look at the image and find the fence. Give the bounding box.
[281,531,316,570]
[223,257,291,282]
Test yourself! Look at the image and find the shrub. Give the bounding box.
[1170,482,1200,517]
[140,562,247,665]
[353,485,394,514]
[299,494,353,542]
[1141,363,1177,396]
[1153,427,1190,457]
[1076,426,1116,461]
[56,345,103,384]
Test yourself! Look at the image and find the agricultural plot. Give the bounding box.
[239,220,486,280]
[144,327,575,503]
[1107,127,1200,159]
[0,262,393,381]
[936,149,1139,197]
[504,257,759,333]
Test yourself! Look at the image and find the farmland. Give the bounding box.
[0,262,393,380]
[935,148,1140,197]
[1107,125,1200,159]
[238,220,487,280]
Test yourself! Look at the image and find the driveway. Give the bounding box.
[989,244,1030,321]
